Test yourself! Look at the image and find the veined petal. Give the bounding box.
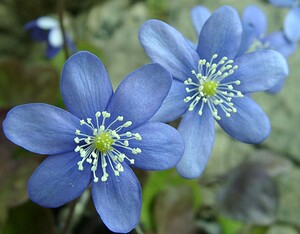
[217,97,270,144]
[3,103,79,155]
[176,106,215,179]
[226,50,289,93]
[242,5,267,36]
[197,6,242,61]
[28,151,91,208]
[61,51,113,119]
[139,19,199,81]
[284,7,300,42]
[106,63,171,130]
[151,79,188,122]
[265,31,297,58]
[92,163,141,233]
[268,0,295,7]
[124,122,184,170]
[191,6,211,36]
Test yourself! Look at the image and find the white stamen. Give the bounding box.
[183,54,244,120]
[73,111,142,183]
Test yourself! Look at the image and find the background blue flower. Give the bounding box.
[24,16,76,58]
[139,5,288,179]
[2,51,184,233]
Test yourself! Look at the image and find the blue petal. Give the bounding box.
[45,43,61,58]
[106,63,172,130]
[268,0,295,7]
[28,151,91,208]
[242,5,267,36]
[226,50,289,93]
[191,6,211,37]
[24,21,49,42]
[197,6,242,61]
[139,19,199,81]
[3,103,79,155]
[266,78,286,94]
[217,97,270,144]
[123,122,184,170]
[284,7,300,42]
[176,106,215,179]
[151,79,188,122]
[61,51,113,119]
[92,163,141,233]
[265,31,297,57]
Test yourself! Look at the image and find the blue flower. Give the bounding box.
[190,5,293,94]
[24,16,76,58]
[139,6,288,179]
[3,51,184,233]
[268,0,300,43]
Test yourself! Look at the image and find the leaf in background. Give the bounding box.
[0,110,40,227]
[2,201,55,234]
[154,185,197,234]
[0,58,59,108]
[141,169,201,231]
[216,161,278,225]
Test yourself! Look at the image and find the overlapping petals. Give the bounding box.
[125,122,184,170]
[139,19,199,81]
[106,63,172,130]
[61,51,113,119]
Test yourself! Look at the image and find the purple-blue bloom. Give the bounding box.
[2,51,184,233]
[269,0,300,42]
[190,5,293,93]
[24,16,76,58]
[139,6,289,179]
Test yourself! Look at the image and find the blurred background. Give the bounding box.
[0,0,300,233]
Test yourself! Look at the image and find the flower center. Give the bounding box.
[183,54,244,120]
[74,111,142,182]
[202,80,218,96]
[94,132,114,153]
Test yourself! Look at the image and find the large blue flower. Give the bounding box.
[139,6,288,179]
[3,51,184,233]
[24,16,76,58]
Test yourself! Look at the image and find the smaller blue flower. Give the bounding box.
[190,5,293,94]
[268,0,300,42]
[3,51,184,233]
[24,16,76,58]
[139,6,289,179]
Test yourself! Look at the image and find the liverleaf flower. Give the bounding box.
[191,5,294,93]
[3,51,184,233]
[139,6,289,179]
[24,16,76,58]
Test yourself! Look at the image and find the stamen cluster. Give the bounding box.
[183,54,244,120]
[74,111,142,182]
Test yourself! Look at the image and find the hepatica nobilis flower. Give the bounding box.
[139,6,288,179]
[3,51,184,233]
[24,16,76,58]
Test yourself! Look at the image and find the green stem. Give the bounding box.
[57,0,69,60]
[135,224,144,234]
[61,199,77,234]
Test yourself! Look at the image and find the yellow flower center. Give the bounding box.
[94,132,114,153]
[202,81,218,96]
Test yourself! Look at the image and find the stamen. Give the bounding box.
[183,54,244,120]
[73,112,142,182]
